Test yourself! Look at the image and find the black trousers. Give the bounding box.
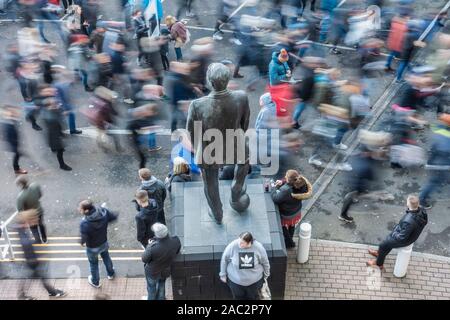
[340,190,360,217]
[376,238,405,266]
[30,215,47,243]
[282,225,295,245]
[13,151,21,171]
[176,0,196,19]
[56,149,66,168]
[131,129,147,169]
[227,277,264,300]
[19,262,56,298]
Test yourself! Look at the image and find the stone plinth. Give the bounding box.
[168,178,287,300]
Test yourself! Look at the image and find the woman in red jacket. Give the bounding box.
[385,14,409,71]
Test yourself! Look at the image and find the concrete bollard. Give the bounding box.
[393,244,414,278]
[297,223,312,264]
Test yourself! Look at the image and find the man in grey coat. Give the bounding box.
[186,63,251,224]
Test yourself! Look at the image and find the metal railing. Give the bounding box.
[0,211,18,261]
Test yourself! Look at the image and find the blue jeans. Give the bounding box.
[67,112,76,132]
[385,51,400,69]
[396,60,409,80]
[175,47,183,61]
[145,275,166,300]
[334,126,349,145]
[319,14,331,42]
[139,133,157,149]
[38,11,66,44]
[293,102,306,123]
[86,242,115,286]
[419,171,449,204]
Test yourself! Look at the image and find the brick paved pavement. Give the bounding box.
[285,239,450,300]
[1,239,449,300]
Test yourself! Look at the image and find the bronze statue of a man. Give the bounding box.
[187,63,251,224]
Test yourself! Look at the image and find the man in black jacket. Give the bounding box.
[138,168,167,225]
[79,199,118,288]
[142,223,181,300]
[367,195,428,269]
[1,105,27,174]
[134,190,159,248]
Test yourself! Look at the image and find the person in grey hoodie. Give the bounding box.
[255,92,278,160]
[79,199,118,288]
[138,168,167,225]
[219,232,270,300]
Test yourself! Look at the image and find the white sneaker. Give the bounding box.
[213,32,223,41]
[186,11,195,17]
[337,163,353,171]
[308,157,323,166]
[107,274,115,280]
[88,275,101,288]
[141,295,148,300]
[229,38,242,45]
[333,143,348,151]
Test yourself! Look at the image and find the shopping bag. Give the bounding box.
[390,144,427,168]
[259,279,272,300]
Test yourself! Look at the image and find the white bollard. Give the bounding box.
[393,244,414,278]
[297,223,312,264]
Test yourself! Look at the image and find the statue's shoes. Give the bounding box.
[208,208,223,225]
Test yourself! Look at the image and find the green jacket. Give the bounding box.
[17,183,43,216]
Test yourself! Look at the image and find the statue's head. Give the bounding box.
[206,63,230,92]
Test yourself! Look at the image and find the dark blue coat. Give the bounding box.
[2,121,19,153]
[80,207,118,248]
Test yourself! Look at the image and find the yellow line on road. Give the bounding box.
[6,237,81,241]
[0,257,142,262]
[13,250,143,254]
[11,243,82,247]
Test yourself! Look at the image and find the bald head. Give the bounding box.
[206,63,230,92]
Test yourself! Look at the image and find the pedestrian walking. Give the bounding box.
[268,49,291,86]
[165,15,189,61]
[367,195,428,270]
[271,170,312,248]
[79,199,117,288]
[41,97,72,171]
[219,232,270,300]
[141,223,181,300]
[339,146,376,223]
[16,175,47,244]
[419,113,450,209]
[14,210,66,300]
[1,105,28,174]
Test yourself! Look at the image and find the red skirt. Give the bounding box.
[281,212,302,228]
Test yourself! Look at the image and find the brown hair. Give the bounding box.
[239,232,254,244]
[15,175,29,189]
[286,170,306,189]
[138,168,152,181]
[135,190,148,203]
[79,200,94,214]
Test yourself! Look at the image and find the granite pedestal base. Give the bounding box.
[168,178,287,300]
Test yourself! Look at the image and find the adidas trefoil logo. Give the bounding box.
[240,255,253,267]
